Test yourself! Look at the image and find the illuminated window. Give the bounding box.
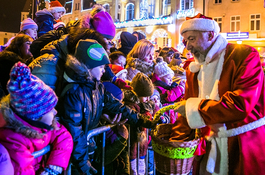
[149,0,155,18]
[65,0,73,14]
[126,3,134,20]
[140,0,148,19]
[231,15,240,32]
[163,0,171,16]
[83,0,95,11]
[181,0,193,10]
[214,17,222,32]
[250,14,260,31]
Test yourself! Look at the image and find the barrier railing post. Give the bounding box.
[102,131,106,175]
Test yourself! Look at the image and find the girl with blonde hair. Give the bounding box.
[126,39,155,81]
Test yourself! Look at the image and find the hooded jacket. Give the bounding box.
[30,27,68,58]
[29,35,69,95]
[35,9,56,37]
[58,55,158,174]
[0,97,73,175]
[118,32,137,56]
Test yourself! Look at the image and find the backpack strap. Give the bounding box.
[60,83,75,97]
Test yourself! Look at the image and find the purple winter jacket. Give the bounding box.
[0,104,73,175]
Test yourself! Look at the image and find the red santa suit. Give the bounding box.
[178,33,265,175]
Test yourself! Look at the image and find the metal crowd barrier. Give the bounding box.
[32,124,156,175]
[32,124,116,175]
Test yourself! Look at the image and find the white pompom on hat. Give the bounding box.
[180,13,220,35]
[154,59,174,78]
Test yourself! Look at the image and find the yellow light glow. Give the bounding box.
[237,40,242,44]
[257,47,261,51]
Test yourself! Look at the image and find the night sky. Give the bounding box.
[0,0,27,33]
[0,0,65,33]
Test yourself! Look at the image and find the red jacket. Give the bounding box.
[176,42,265,174]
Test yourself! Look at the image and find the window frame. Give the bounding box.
[65,0,73,14]
[149,0,155,18]
[250,14,261,31]
[214,17,222,32]
[214,0,222,4]
[230,15,241,32]
[181,0,194,10]
[163,0,171,16]
[126,3,135,21]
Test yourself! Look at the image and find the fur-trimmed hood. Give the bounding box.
[65,54,91,80]
[0,96,45,139]
[126,57,155,74]
[126,57,155,81]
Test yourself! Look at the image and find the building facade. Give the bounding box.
[207,0,265,56]
[61,0,205,51]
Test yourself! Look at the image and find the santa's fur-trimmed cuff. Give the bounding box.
[186,98,206,128]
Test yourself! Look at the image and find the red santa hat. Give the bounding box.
[49,0,66,14]
[180,13,220,35]
[109,64,127,78]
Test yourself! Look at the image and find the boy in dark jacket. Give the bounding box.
[58,39,160,175]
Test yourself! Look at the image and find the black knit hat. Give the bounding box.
[74,39,110,69]
[131,72,154,97]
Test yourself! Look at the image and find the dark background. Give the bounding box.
[0,0,65,33]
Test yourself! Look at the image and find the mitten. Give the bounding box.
[114,78,132,90]
[79,160,98,175]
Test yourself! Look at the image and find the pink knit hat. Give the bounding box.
[20,18,38,31]
[91,11,116,39]
[7,62,58,120]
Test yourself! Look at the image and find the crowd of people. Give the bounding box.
[0,1,264,175]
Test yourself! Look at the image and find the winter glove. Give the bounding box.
[114,78,133,90]
[79,160,98,175]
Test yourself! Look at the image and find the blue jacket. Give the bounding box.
[29,35,69,95]
[35,9,56,37]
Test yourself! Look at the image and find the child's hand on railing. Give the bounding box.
[101,113,128,125]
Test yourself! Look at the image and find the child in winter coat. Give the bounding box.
[123,72,155,175]
[20,18,38,40]
[35,0,65,37]
[152,59,185,105]
[58,39,160,175]
[0,62,73,175]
